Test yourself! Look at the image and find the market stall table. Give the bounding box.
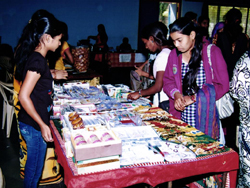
[50,120,239,188]
[67,69,103,84]
[108,52,146,68]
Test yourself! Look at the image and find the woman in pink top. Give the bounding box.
[163,17,229,141]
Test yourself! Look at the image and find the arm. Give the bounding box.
[50,69,68,80]
[18,71,53,142]
[135,59,149,70]
[127,71,164,100]
[64,48,74,65]
[163,50,180,99]
[211,45,229,99]
[230,52,249,102]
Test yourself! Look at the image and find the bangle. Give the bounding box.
[190,95,196,102]
[138,89,142,98]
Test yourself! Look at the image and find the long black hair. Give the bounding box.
[14,9,62,81]
[170,17,203,96]
[141,21,171,48]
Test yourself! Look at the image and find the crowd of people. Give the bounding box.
[0,6,248,188]
[129,8,249,187]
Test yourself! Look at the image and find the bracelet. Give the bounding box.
[138,89,142,98]
[190,95,196,102]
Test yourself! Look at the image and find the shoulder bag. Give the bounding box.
[207,44,234,119]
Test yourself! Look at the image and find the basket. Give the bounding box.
[72,45,90,72]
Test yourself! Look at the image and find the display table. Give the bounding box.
[67,69,103,84]
[108,52,146,68]
[50,120,239,188]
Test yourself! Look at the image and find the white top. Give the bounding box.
[153,48,171,106]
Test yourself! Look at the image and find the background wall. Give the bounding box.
[0,0,140,50]
[0,0,204,51]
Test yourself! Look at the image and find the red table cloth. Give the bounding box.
[50,120,239,188]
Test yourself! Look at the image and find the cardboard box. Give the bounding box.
[71,129,122,161]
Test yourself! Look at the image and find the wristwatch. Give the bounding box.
[138,89,142,97]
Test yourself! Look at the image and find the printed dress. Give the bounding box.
[230,51,250,188]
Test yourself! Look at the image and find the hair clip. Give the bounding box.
[29,19,32,24]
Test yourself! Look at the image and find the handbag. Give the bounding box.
[130,70,142,91]
[158,92,169,112]
[207,44,234,119]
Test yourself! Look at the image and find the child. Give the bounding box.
[14,9,62,188]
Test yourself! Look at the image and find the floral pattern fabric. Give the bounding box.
[230,51,250,188]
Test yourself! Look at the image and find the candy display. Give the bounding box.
[68,112,84,130]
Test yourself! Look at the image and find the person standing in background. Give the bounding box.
[88,24,109,54]
[184,11,198,24]
[198,15,210,41]
[216,8,248,80]
[216,8,249,150]
[118,37,132,52]
[47,21,74,70]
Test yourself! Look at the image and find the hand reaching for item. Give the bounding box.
[127,91,140,100]
[55,70,68,80]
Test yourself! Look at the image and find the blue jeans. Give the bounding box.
[19,122,47,188]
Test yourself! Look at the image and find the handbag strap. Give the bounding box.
[207,44,214,79]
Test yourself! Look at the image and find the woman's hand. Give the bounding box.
[174,92,186,111]
[183,95,196,106]
[55,70,68,80]
[41,124,53,142]
[134,65,144,76]
[127,92,140,100]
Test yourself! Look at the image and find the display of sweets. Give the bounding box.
[68,112,84,130]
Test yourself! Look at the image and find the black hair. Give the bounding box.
[224,8,243,44]
[184,11,197,22]
[198,15,210,25]
[123,37,129,43]
[98,24,108,44]
[170,17,203,96]
[14,9,62,81]
[141,21,170,47]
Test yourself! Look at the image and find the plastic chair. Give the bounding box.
[0,80,15,138]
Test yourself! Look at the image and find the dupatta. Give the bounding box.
[196,83,220,140]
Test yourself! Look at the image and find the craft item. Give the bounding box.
[101,132,114,142]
